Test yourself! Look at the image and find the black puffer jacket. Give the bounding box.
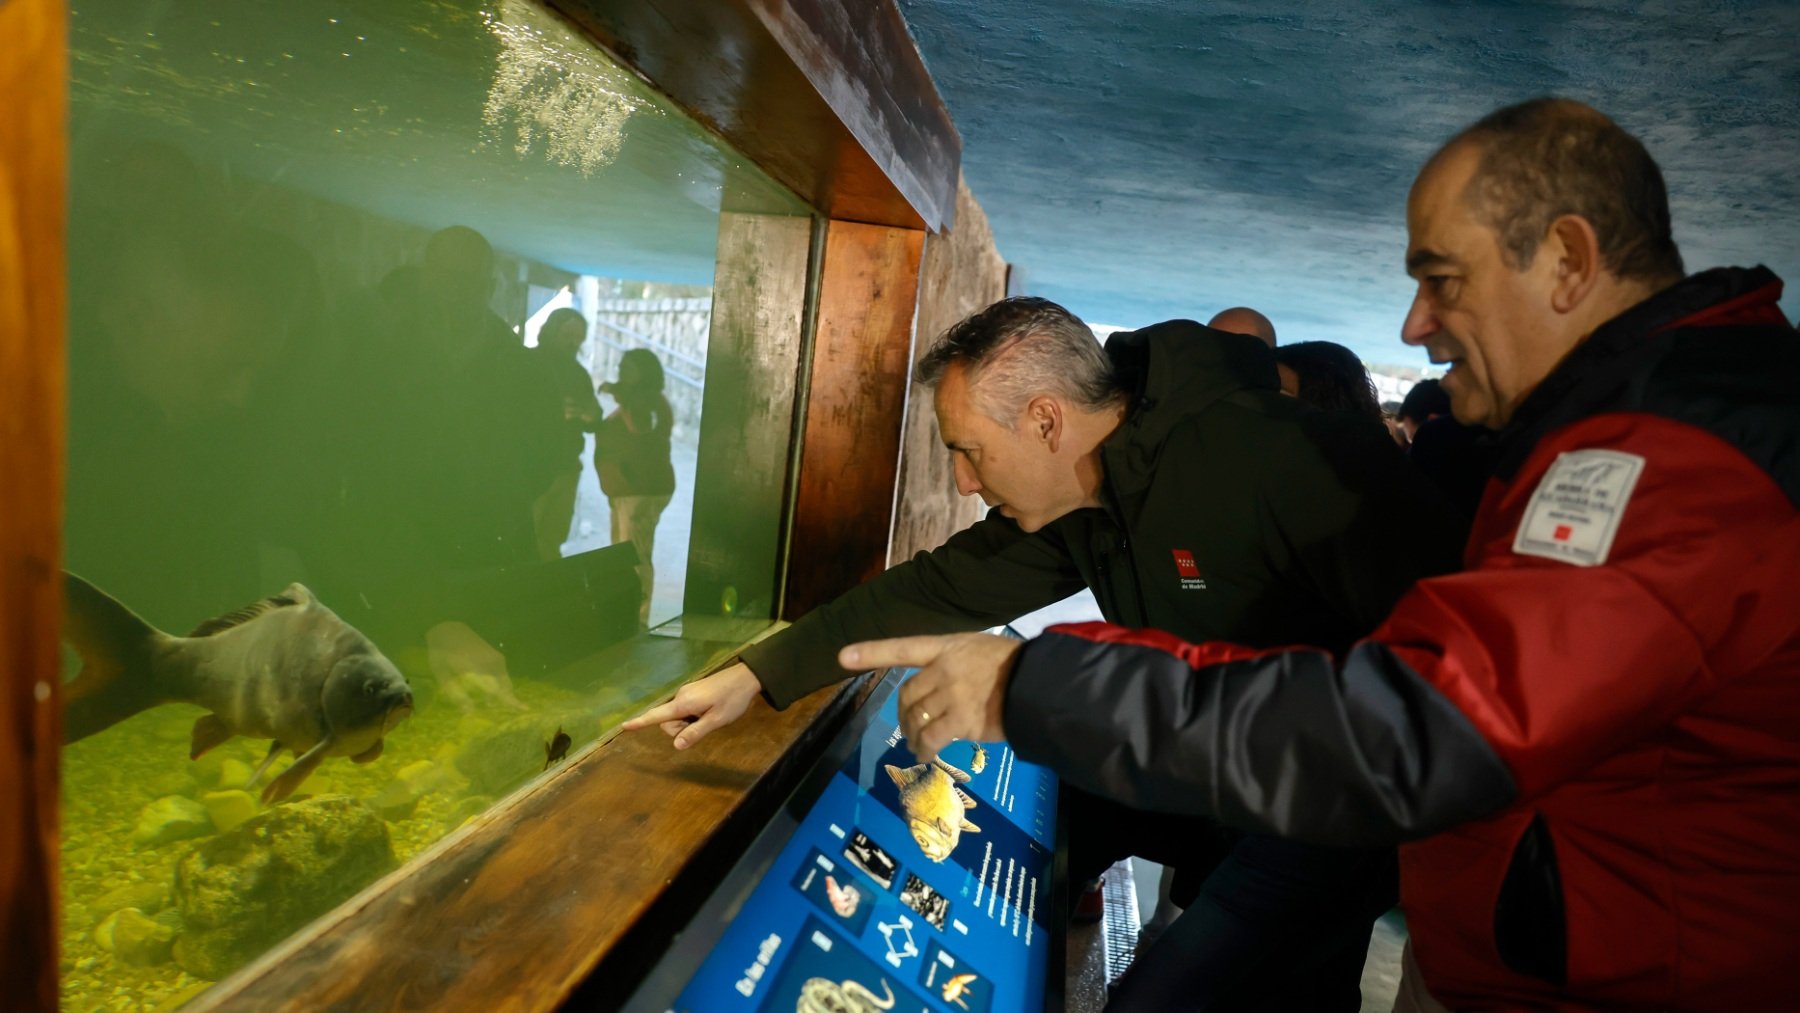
[743,321,1465,707]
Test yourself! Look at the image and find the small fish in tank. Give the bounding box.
[883,756,979,863]
[543,726,572,769]
[61,572,414,803]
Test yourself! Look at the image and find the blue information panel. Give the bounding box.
[632,669,1061,1013]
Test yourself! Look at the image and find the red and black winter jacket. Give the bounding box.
[1005,267,1800,1009]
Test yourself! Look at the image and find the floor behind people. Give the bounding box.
[1064,860,1407,1012]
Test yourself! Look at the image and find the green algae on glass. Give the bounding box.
[63,0,811,1007]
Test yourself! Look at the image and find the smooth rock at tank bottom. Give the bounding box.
[171,794,396,980]
[132,796,214,848]
[95,907,177,966]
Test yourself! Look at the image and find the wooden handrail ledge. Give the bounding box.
[191,659,872,1012]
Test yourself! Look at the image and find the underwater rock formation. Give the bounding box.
[200,789,258,833]
[95,906,177,966]
[132,795,214,848]
[171,794,396,979]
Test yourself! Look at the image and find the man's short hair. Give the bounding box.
[915,296,1121,425]
[1447,97,1684,283]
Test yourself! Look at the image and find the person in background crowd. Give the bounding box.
[847,96,1800,1012]
[1206,305,1277,347]
[1273,339,1386,422]
[629,295,1465,1010]
[530,307,603,560]
[595,348,677,628]
[1396,378,1498,520]
[1396,377,1451,442]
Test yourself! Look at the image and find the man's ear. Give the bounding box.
[1547,214,1602,315]
[1028,396,1063,450]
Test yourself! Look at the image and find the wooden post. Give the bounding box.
[782,220,924,619]
[0,0,68,1009]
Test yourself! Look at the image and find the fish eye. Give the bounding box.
[364,682,378,695]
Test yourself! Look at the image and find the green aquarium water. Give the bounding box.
[62,1,815,1008]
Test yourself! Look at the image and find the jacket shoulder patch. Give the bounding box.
[1512,449,1645,567]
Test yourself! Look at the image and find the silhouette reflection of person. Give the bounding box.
[594,348,675,628]
[530,307,602,560]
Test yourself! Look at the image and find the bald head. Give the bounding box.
[1207,306,1277,347]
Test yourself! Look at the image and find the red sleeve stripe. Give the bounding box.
[1043,621,1323,669]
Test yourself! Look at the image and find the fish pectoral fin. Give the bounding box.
[953,786,977,810]
[933,757,972,784]
[959,817,980,833]
[262,737,332,804]
[884,763,917,789]
[189,714,235,759]
[244,741,283,790]
[350,739,384,764]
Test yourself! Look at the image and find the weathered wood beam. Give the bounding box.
[0,1,67,1010]
[551,0,960,232]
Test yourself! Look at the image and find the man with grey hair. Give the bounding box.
[1207,305,1278,347]
[630,295,1464,1008]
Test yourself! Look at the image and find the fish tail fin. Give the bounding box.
[61,572,165,743]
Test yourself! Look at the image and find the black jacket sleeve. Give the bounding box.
[1003,625,1516,846]
[742,512,1087,708]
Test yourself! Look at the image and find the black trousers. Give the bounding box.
[1064,788,1398,1012]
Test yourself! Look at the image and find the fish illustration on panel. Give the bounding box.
[61,572,413,804]
[942,972,979,1010]
[796,976,895,1013]
[969,743,988,774]
[883,756,979,863]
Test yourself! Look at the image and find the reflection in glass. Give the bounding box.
[61,0,813,1006]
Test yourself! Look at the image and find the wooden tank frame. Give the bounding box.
[0,0,1011,1008]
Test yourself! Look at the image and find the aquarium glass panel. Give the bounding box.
[62,0,814,1006]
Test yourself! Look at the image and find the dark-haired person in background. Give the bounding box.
[530,307,602,560]
[852,96,1800,1011]
[595,347,676,628]
[1396,377,1451,442]
[1402,375,1497,520]
[1274,339,1386,422]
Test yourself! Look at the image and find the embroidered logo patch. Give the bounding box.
[1512,449,1645,567]
[1172,549,1207,590]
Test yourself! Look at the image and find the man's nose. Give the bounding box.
[1401,290,1439,347]
[952,455,981,497]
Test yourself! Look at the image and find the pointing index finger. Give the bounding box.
[622,697,691,730]
[839,635,954,671]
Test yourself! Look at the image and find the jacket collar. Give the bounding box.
[1494,265,1787,478]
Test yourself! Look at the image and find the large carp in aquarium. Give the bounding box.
[61,572,413,803]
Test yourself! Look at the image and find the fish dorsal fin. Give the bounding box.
[884,763,920,789]
[933,757,972,784]
[187,591,302,638]
[954,786,977,810]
